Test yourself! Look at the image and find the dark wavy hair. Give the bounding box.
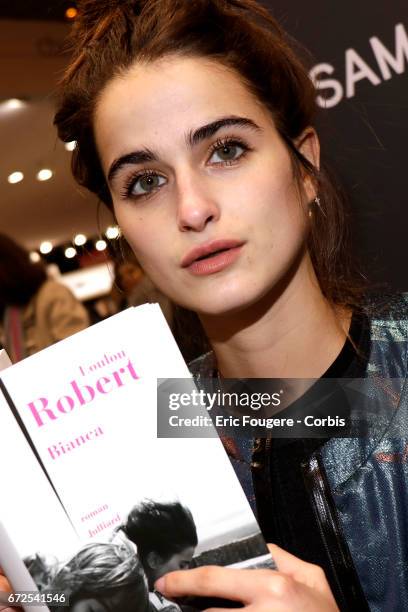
[0,234,47,310]
[122,500,198,566]
[54,0,366,356]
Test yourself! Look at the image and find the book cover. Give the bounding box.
[0,304,273,612]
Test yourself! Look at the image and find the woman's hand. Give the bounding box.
[0,568,22,612]
[154,544,339,611]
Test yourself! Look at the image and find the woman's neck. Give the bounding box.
[199,258,352,379]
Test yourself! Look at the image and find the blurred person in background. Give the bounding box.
[114,255,173,327]
[0,234,89,362]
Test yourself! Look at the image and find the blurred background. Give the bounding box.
[0,1,119,320]
[0,1,407,350]
[264,0,408,292]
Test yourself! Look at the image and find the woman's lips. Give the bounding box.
[185,244,244,275]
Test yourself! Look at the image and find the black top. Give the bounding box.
[251,310,371,609]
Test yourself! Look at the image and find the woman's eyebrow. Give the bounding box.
[107,115,262,183]
[108,148,156,183]
[187,115,263,146]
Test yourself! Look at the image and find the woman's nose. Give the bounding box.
[176,173,220,232]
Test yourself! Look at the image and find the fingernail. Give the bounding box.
[154,576,166,593]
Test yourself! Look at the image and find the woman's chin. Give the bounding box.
[188,293,262,319]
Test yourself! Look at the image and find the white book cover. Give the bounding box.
[0,389,78,612]
[0,304,273,612]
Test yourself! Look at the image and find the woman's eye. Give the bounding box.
[130,173,166,196]
[209,143,245,164]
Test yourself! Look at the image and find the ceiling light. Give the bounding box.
[65,7,78,19]
[65,247,77,259]
[36,169,53,181]
[105,226,120,239]
[1,99,25,111]
[39,241,53,255]
[65,141,76,152]
[29,251,41,263]
[7,171,24,184]
[74,233,87,246]
[95,239,107,251]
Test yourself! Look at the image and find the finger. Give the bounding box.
[155,565,276,603]
[0,576,12,592]
[268,543,310,571]
[268,544,335,599]
[204,608,242,612]
[0,576,22,612]
[268,544,320,580]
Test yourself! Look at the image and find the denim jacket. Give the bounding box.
[189,294,408,612]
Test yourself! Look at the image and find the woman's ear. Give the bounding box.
[294,127,320,202]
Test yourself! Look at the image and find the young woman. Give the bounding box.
[49,1,408,610]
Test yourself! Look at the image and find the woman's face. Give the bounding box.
[95,55,318,316]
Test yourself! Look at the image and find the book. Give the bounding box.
[0,304,274,612]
